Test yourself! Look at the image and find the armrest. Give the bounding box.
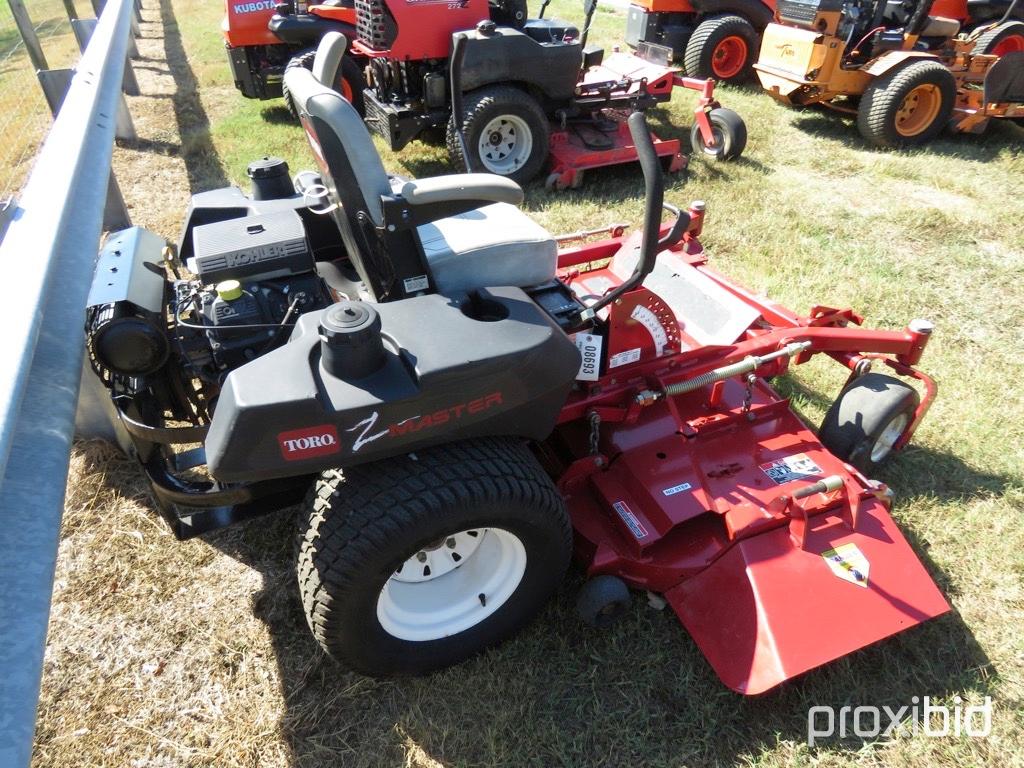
[400,174,524,207]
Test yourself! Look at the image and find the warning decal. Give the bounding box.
[821,543,870,587]
[759,453,823,485]
[612,501,648,540]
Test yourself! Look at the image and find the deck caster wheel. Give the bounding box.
[576,575,631,629]
[819,373,920,474]
[297,437,572,676]
[691,108,747,162]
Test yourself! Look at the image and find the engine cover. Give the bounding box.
[188,209,311,283]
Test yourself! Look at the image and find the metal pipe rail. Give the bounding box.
[0,0,136,764]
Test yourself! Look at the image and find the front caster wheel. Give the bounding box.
[691,108,747,161]
[297,437,572,676]
[819,372,920,474]
[576,575,631,629]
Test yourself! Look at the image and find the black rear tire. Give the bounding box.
[856,60,956,148]
[973,21,1024,56]
[682,15,758,83]
[446,85,550,184]
[297,437,572,676]
[690,107,747,161]
[282,47,366,120]
[819,373,920,474]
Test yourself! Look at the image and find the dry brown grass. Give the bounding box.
[30,0,1024,765]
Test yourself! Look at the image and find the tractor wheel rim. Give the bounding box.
[376,527,527,641]
[477,114,533,175]
[711,36,748,79]
[338,76,354,102]
[992,34,1024,56]
[894,84,942,137]
[871,412,909,463]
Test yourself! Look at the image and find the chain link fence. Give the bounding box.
[0,0,96,200]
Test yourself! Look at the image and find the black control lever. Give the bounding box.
[450,33,473,171]
[578,112,689,322]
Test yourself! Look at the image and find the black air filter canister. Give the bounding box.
[319,302,386,380]
[247,156,292,201]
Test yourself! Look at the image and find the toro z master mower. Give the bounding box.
[224,0,748,187]
[753,0,1024,145]
[87,34,948,692]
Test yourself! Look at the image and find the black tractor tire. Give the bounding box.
[576,575,632,629]
[282,47,366,120]
[819,373,920,474]
[446,85,550,184]
[690,107,747,161]
[683,15,759,83]
[973,21,1024,56]
[856,60,956,147]
[297,437,572,676]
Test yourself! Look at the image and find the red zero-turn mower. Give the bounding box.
[86,35,946,693]
[225,0,747,187]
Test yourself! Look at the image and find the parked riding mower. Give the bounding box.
[224,0,748,186]
[86,33,948,693]
[620,0,1022,80]
[753,0,1024,145]
[623,0,777,82]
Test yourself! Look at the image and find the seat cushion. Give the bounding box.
[417,203,557,294]
[920,16,960,37]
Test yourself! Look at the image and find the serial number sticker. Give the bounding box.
[573,332,603,382]
[612,500,648,539]
[662,482,692,496]
[403,274,429,293]
[759,452,823,485]
[821,542,870,587]
[608,347,641,369]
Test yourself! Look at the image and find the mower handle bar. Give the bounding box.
[577,113,689,322]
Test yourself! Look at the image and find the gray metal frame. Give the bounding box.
[0,0,137,764]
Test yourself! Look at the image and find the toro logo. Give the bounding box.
[232,1,276,14]
[278,425,341,461]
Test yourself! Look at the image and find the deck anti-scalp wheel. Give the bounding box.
[282,47,366,120]
[683,15,758,83]
[857,60,956,148]
[296,437,571,675]
[446,85,550,184]
[576,575,631,629]
[690,108,747,161]
[819,373,920,474]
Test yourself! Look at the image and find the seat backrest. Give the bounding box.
[285,33,414,299]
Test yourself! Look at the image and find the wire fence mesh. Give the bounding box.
[0,0,96,200]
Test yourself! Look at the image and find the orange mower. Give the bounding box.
[753,0,1024,145]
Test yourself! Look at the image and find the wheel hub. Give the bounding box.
[376,527,528,641]
[895,84,941,137]
[477,114,533,175]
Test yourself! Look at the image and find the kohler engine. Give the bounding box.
[85,159,333,406]
[174,208,331,378]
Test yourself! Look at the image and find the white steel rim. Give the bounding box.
[477,115,533,175]
[871,412,909,463]
[376,527,527,641]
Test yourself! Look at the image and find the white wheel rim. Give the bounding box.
[700,126,724,156]
[871,412,909,463]
[477,115,533,175]
[376,527,527,641]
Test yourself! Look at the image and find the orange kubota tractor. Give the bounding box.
[621,0,1022,80]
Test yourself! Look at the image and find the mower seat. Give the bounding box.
[286,32,557,298]
[920,16,961,37]
[522,18,580,44]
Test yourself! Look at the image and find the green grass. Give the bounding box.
[33,0,1024,765]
